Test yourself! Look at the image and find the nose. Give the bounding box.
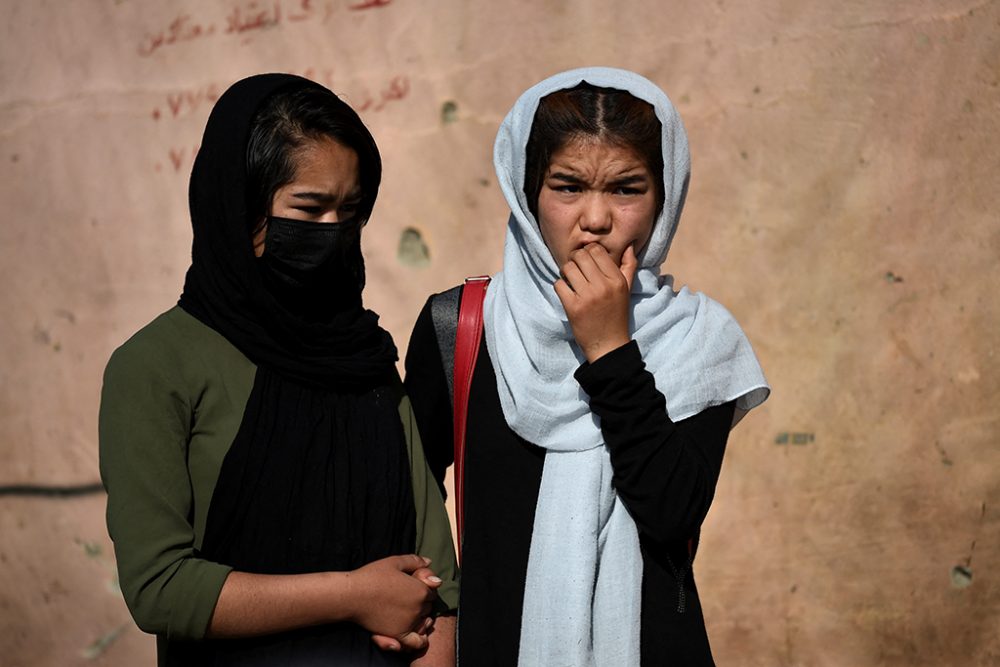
[579,193,613,233]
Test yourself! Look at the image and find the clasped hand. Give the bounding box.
[351,554,442,653]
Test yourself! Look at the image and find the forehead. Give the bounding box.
[546,136,648,174]
[289,137,359,185]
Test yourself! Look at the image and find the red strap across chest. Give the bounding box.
[452,276,490,562]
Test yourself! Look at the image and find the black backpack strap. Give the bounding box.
[429,285,462,406]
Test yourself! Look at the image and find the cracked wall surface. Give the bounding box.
[1,0,998,664]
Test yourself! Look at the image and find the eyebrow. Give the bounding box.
[547,172,650,186]
[609,174,650,186]
[548,172,585,184]
[290,189,363,203]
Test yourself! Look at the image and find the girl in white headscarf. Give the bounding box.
[405,67,769,666]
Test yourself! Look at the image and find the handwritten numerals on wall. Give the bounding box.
[140,0,409,175]
[152,75,409,174]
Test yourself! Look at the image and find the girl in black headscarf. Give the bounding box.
[100,74,457,666]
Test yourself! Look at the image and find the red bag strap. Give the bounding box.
[453,276,490,562]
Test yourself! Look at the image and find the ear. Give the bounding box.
[251,218,268,257]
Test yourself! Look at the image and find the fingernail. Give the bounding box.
[422,557,432,565]
[428,576,442,583]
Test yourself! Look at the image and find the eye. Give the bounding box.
[613,186,645,196]
[294,205,323,214]
[339,200,362,218]
[552,184,582,194]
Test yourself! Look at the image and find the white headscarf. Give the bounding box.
[484,67,770,666]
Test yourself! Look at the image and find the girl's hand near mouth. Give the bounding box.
[555,242,638,363]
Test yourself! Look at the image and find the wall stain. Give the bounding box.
[31,324,51,345]
[81,623,128,660]
[889,330,923,368]
[441,100,458,125]
[933,440,953,466]
[951,565,973,589]
[775,431,815,445]
[397,227,431,268]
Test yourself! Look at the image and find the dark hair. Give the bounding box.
[524,82,664,218]
[245,84,382,235]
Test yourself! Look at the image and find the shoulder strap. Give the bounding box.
[429,285,462,405]
[452,276,490,561]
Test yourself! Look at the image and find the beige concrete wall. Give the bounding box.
[1,0,998,664]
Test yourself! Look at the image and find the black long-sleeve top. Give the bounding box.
[405,290,735,666]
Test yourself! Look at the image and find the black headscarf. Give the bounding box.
[179,73,398,389]
[168,74,414,666]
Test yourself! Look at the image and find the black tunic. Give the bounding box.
[405,290,735,666]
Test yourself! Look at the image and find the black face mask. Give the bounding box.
[259,216,366,320]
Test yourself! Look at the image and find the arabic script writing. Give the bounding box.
[138,0,395,57]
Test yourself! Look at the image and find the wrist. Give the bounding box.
[583,335,631,363]
[325,570,356,624]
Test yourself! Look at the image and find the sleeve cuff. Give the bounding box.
[574,340,645,392]
[168,560,233,640]
[433,578,460,614]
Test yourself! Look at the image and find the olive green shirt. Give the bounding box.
[99,307,458,640]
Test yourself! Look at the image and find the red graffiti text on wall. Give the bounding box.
[153,74,409,174]
[138,0,394,57]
